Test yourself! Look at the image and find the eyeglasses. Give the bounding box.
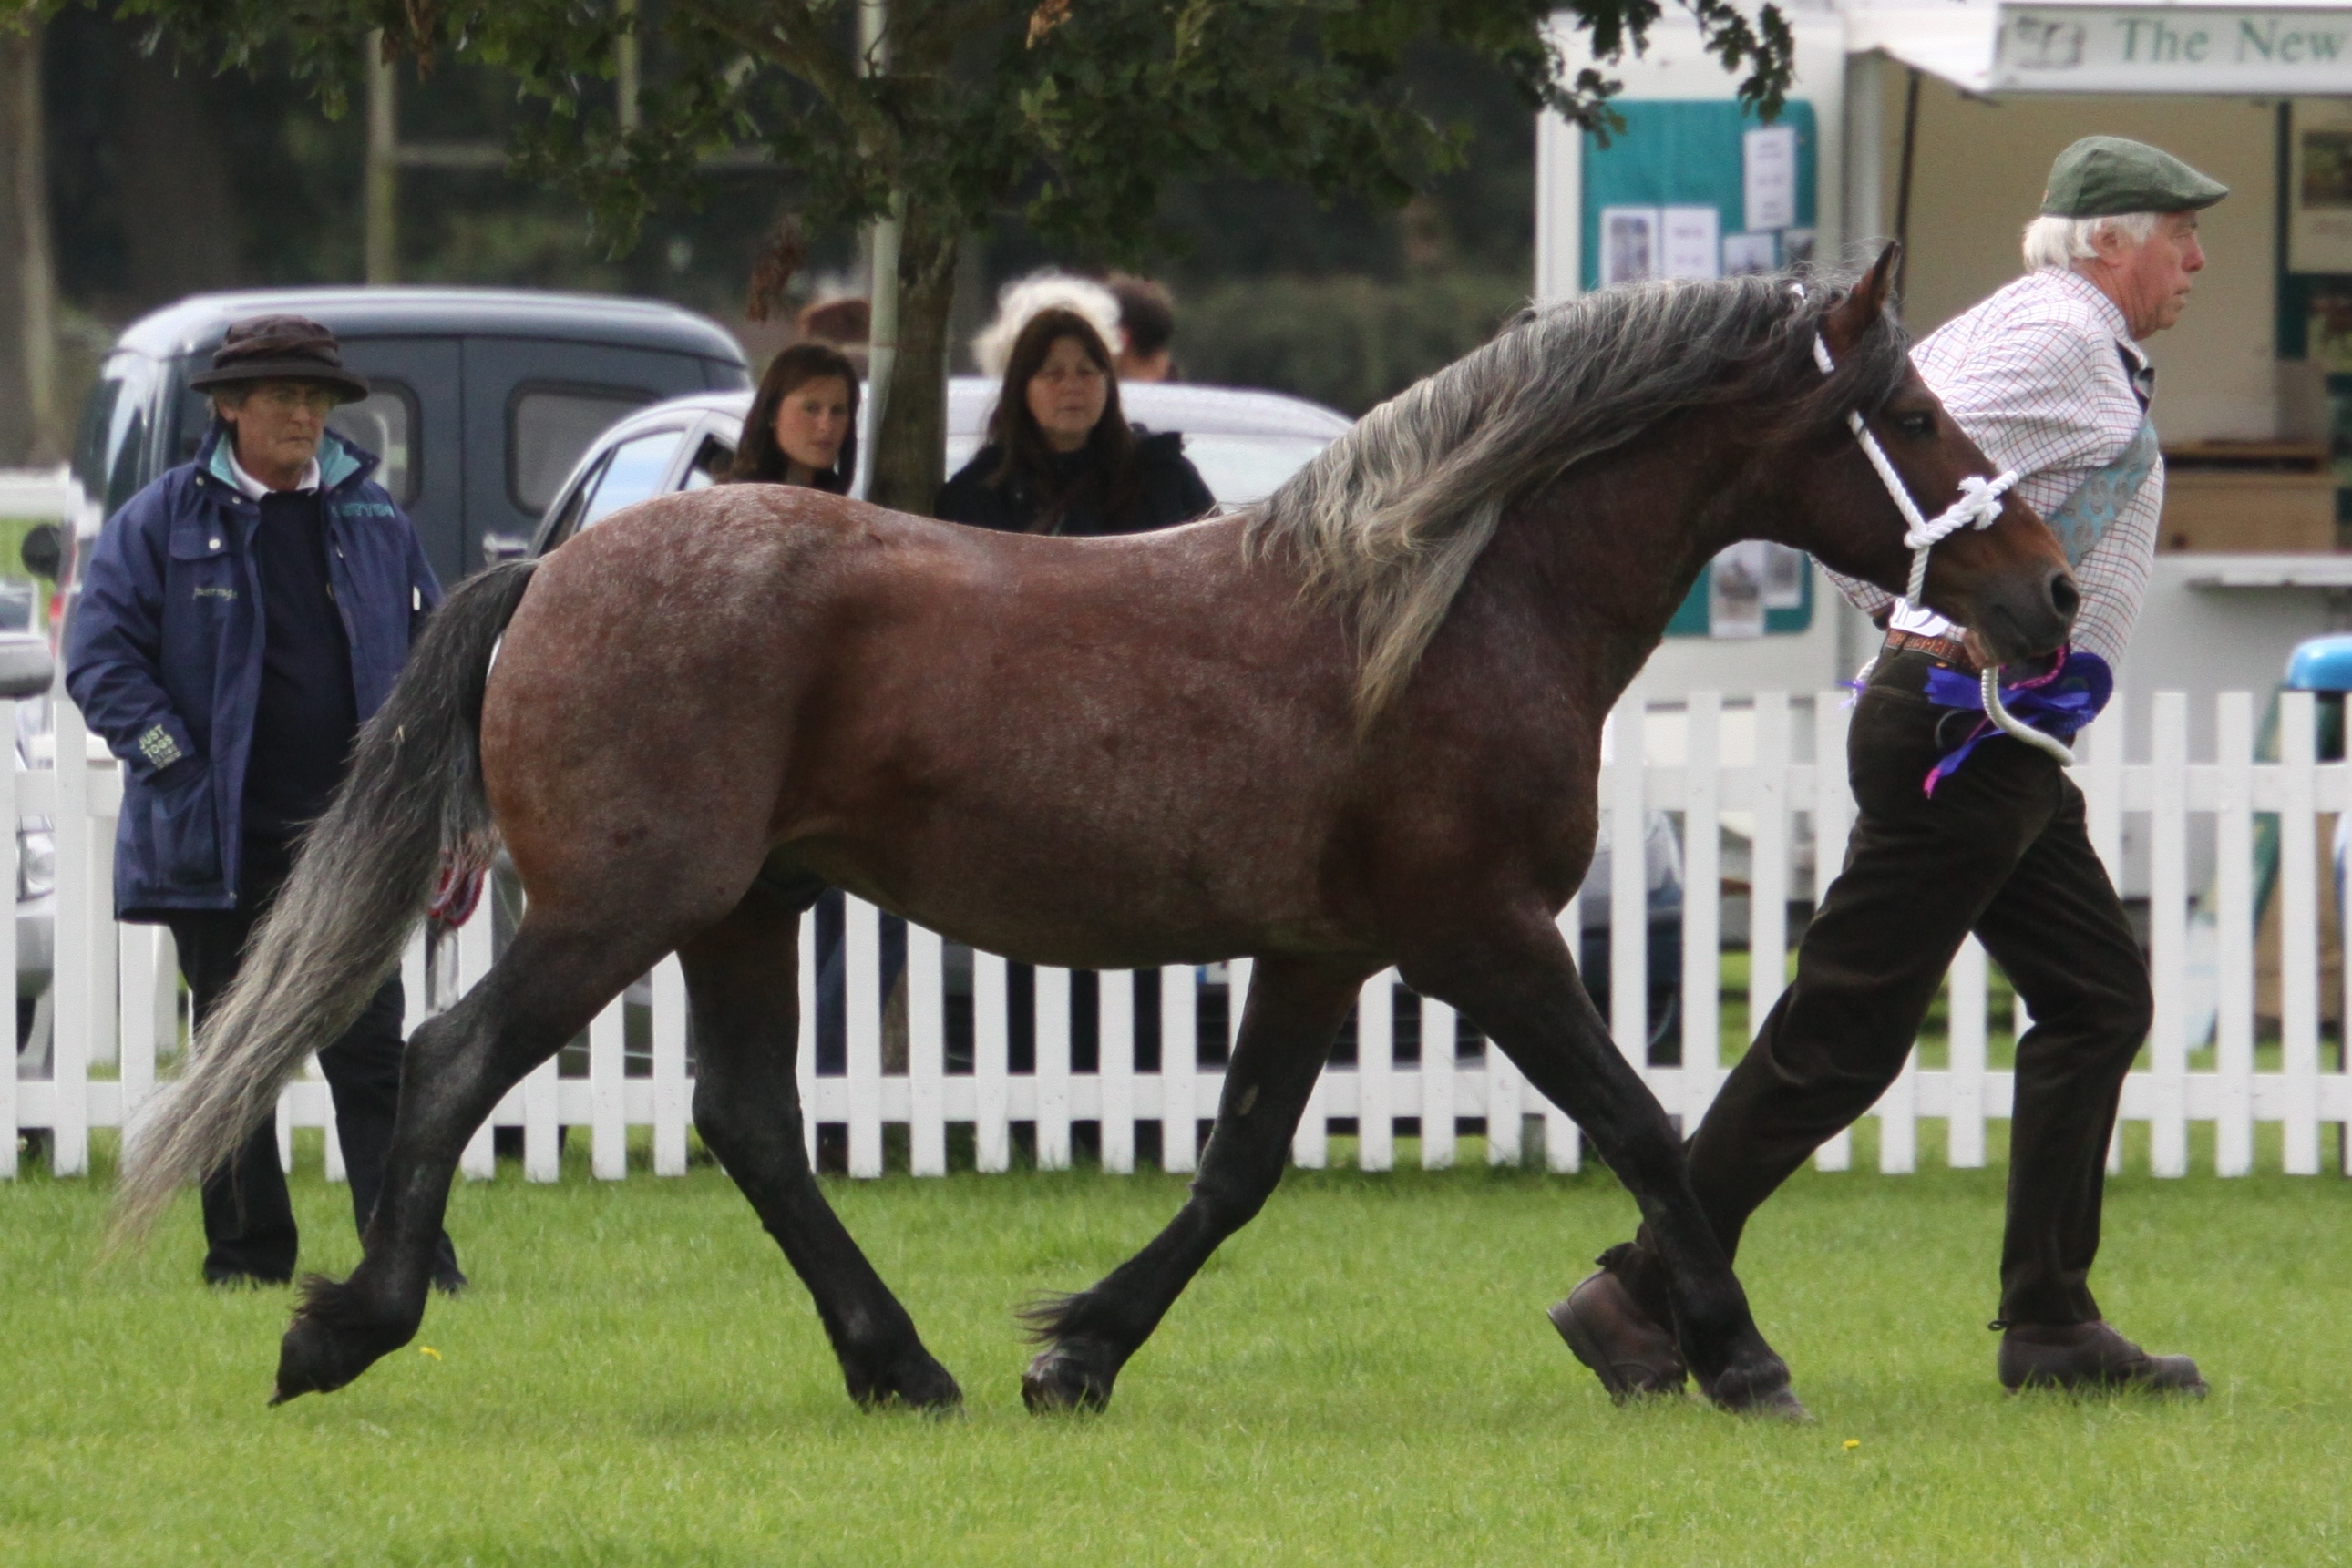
[249,384,340,415]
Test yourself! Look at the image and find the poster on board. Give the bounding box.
[1599,207,1660,285]
[1662,206,1721,279]
[1760,542,1806,610]
[2294,100,2352,275]
[1743,126,1798,232]
[1722,231,1777,274]
[1708,542,1769,639]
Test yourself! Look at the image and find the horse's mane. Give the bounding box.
[1245,269,1915,721]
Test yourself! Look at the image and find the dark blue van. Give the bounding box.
[71,287,751,587]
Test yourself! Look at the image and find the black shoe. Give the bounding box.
[1998,1320,2207,1396]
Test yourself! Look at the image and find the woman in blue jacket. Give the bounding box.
[66,316,460,1290]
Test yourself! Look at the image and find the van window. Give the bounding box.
[74,353,164,517]
[326,383,419,505]
[511,385,652,514]
[578,429,685,529]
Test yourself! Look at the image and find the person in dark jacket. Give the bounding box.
[936,307,1214,536]
[730,342,859,489]
[65,315,461,1290]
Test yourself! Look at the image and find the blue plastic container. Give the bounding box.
[2286,633,2352,693]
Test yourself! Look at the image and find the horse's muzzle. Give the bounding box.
[1976,564,2079,663]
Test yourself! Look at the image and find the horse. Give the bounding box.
[116,247,2074,1420]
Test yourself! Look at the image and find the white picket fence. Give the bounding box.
[9,686,2352,1184]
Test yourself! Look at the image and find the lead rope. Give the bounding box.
[1811,335,2073,767]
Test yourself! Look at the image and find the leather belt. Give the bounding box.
[1883,629,1979,672]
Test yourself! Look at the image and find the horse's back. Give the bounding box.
[479,485,1371,960]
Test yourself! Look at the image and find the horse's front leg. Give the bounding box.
[1020,953,1368,1412]
[1408,915,1805,1419]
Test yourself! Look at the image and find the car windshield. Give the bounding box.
[579,430,685,528]
[1178,435,1330,507]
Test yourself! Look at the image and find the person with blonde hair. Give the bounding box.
[970,270,1124,380]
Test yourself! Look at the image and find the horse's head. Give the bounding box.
[1791,246,2077,662]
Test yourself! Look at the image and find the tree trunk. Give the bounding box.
[0,18,60,466]
[865,197,960,518]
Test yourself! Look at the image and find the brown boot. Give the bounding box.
[1998,1320,2207,1397]
[1548,1255,1688,1402]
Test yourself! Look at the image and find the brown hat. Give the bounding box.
[188,314,370,404]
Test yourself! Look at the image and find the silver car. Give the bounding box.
[528,376,1352,552]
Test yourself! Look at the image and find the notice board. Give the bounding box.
[1580,99,1821,637]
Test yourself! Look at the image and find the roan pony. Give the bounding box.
[116,249,2074,1420]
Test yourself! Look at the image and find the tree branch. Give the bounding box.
[671,0,901,162]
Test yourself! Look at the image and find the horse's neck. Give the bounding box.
[1480,412,1759,708]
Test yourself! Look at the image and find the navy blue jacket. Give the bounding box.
[65,426,442,919]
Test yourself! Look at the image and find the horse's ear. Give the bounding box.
[1823,242,1901,349]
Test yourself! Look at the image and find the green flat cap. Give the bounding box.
[2041,135,2229,217]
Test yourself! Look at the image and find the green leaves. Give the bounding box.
[79,0,1791,270]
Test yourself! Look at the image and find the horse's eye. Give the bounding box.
[1891,411,1936,439]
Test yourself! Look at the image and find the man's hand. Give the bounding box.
[1963,629,1994,669]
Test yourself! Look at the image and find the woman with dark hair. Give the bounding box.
[732,342,860,490]
[937,307,1212,535]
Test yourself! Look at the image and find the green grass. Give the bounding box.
[5,1144,2351,1566]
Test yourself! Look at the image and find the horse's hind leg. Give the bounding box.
[273,920,658,1403]
[1022,954,1365,1412]
[1411,917,1804,1419]
[680,877,960,1411]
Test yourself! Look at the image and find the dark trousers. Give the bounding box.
[167,837,457,1285]
[1619,651,2152,1328]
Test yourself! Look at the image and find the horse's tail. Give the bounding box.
[110,559,539,1245]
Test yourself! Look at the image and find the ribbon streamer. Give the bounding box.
[1917,648,2113,796]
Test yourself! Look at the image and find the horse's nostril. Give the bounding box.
[2049,573,2080,622]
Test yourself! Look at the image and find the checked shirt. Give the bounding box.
[1830,267,2160,668]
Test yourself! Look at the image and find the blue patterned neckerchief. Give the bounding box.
[2040,415,2158,569]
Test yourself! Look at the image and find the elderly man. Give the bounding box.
[1556,138,2224,1400]
[67,316,461,1291]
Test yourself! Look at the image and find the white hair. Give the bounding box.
[2021,211,2161,271]
[970,271,1123,379]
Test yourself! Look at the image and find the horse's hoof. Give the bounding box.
[1747,1386,1814,1423]
[850,1351,964,1414]
[271,1313,389,1405]
[269,1275,418,1406]
[1701,1354,1808,1420]
[1022,1344,1117,1413]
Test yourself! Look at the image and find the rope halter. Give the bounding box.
[1813,333,2073,767]
[1808,334,2018,602]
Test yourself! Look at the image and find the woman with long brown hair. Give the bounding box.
[732,342,859,490]
[937,307,1212,535]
